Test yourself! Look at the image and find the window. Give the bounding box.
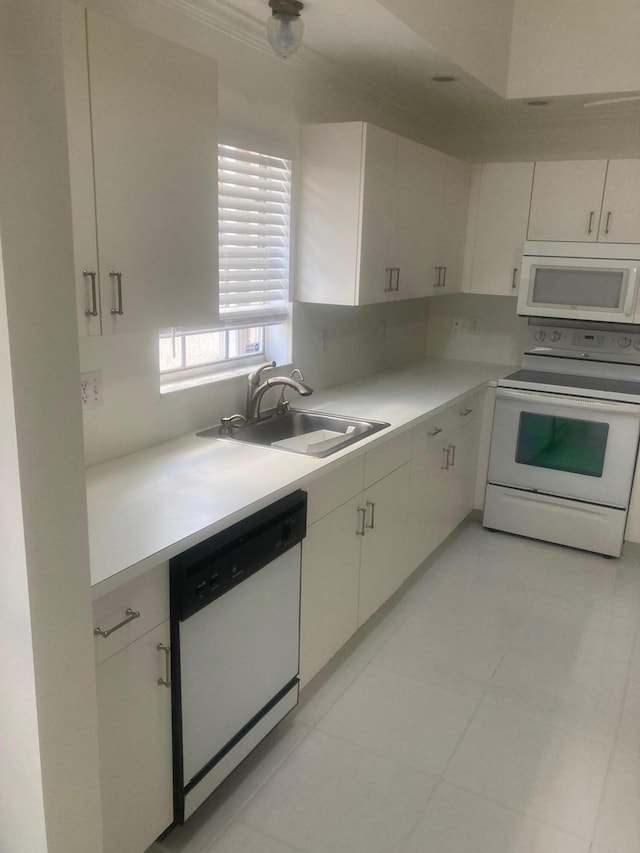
[159,142,292,383]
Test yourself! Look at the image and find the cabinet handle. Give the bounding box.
[157,643,171,688]
[511,267,518,289]
[433,266,441,288]
[94,608,140,638]
[459,408,473,416]
[356,506,367,536]
[605,211,612,234]
[365,499,376,530]
[427,426,443,437]
[384,267,394,293]
[441,266,447,288]
[393,267,400,291]
[109,270,124,315]
[83,270,98,317]
[441,447,449,470]
[587,211,594,234]
[448,443,456,467]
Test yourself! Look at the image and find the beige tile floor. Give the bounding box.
[150,521,640,853]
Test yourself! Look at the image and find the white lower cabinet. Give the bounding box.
[407,408,480,569]
[96,620,173,853]
[301,393,483,686]
[300,494,363,686]
[357,463,411,626]
[93,585,173,853]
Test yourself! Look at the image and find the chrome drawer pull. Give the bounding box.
[511,267,518,289]
[384,267,394,293]
[448,443,456,466]
[157,643,171,688]
[427,427,443,436]
[109,270,124,315]
[441,447,449,470]
[83,270,98,317]
[94,608,140,638]
[459,408,473,416]
[356,506,367,536]
[365,500,376,530]
[587,211,594,234]
[605,211,612,234]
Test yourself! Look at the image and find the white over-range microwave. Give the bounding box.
[517,241,640,324]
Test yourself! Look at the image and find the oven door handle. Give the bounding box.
[496,387,640,416]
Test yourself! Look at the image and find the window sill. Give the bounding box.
[160,359,265,395]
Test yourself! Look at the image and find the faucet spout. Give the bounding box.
[246,375,313,421]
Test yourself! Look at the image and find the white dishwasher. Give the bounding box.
[169,491,306,823]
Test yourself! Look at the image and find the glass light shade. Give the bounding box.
[267,13,304,59]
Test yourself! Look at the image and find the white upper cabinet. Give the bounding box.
[528,160,607,242]
[463,162,534,296]
[294,122,468,306]
[527,159,640,244]
[436,155,472,295]
[598,160,640,243]
[61,4,219,335]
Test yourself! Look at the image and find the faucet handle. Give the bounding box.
[248,360,276,386]
[219,413,248,435]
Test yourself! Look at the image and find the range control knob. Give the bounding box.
[634,340,640,352]
[549,330,562,343]
[618,336,632,349]
[534,330,546,342]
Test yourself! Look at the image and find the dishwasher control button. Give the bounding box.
[195,579,208,598]
[231,564,244,579]
[618,336,632,349]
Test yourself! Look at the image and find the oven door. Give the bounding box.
[488,388,640,508]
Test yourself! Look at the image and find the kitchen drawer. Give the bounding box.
[411,393,480,457]
[305,455,365,525]
[93,562,169,665]
[363,430,412,489]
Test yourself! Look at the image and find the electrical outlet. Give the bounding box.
[80,370,103,410]
[451,315,464,333]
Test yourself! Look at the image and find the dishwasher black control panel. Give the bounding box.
[170,490,307,621]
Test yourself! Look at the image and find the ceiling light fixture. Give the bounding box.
[267,0,304,60]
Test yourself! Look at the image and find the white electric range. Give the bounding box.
[484,320,640,556]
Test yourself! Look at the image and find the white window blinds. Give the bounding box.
[218,144,292,327]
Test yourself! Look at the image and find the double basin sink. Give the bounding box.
[197,409,390,458]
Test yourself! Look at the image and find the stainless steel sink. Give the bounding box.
[197,409,390,457]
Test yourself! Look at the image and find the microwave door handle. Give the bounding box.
[625,266,640,319]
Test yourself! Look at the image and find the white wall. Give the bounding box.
[0,2,103,850]
[508,0,640,99]
[78,0,435,466]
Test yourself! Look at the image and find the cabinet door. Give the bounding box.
[60,1,102,336]
[406,441,450,570]
[300,495,362,686]
[392,138,444,300]
[463,162,534,296]
[598,160,640,243]
[358,462,411,627]
[358,124,398,304]
[96,621,173,853]
[528,160,607,242]
[443,418,480,532]
[87,10,219,332]
[436,155,471,295]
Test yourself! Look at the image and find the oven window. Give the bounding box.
[516,412,609,477]
[532,267,625,308]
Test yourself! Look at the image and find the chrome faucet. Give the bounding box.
[245,365,313,421]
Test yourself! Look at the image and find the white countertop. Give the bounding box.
[86,357,514,597]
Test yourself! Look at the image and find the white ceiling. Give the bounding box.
[196,0,640,126]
